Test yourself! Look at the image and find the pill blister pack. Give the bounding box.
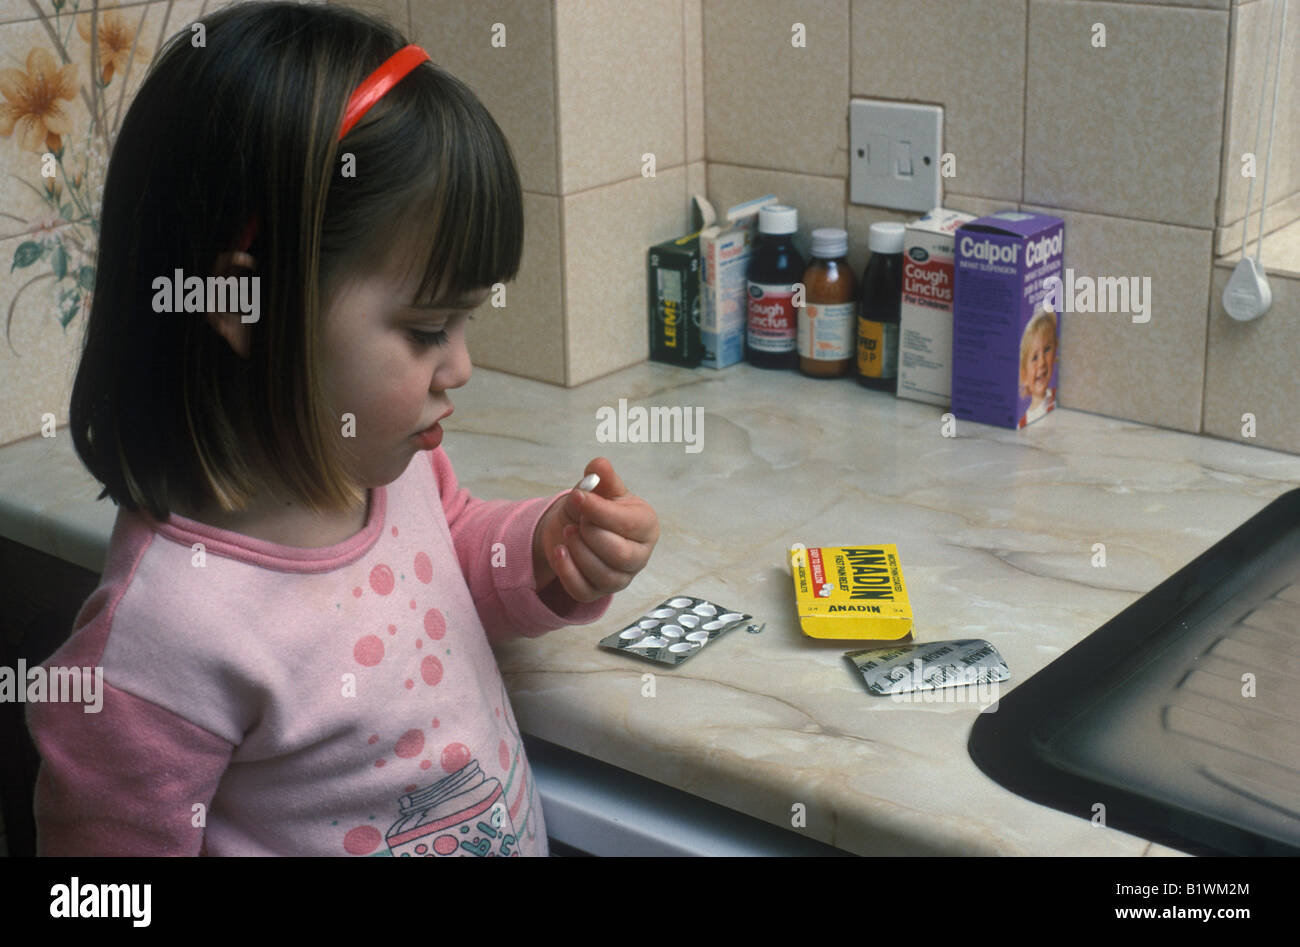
[598,596,754,666]
[844,638,1010,696]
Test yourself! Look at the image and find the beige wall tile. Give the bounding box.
[327,0,403,30]
[464,190,566,384]
[1216,214,1300,278]
[705,162,845,264]
[1103,0,1227,9]
[704,0,848,180]
[410,0,559,194]
[685,0,703,164]
[1024,1,1227,228]
[1216,192,1300,258]
[554,0,684,195]
[687,158,705,204]
[563,165,691,385]
[944,193,1013,219]
[329,0,408,32]
[1218,0,1300,238]
[844,204,911,282]
[1022,203,1213,433]
[851,0,1025,204]
[1204,265,1300,453]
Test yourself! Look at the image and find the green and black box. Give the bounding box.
[647,231,703,366]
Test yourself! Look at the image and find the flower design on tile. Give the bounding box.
[0,48,78,154]
[76,2,147,86]
[3,1,153,351]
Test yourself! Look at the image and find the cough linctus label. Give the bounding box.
[902,253,954,308]
[747,281,797,353]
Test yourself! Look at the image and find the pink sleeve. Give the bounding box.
[430,448,613,645]
[25,588,233,857]
[27,689,234,856]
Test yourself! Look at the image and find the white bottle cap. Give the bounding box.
[810,227,848,258]
[758,204,798,234]
[868,221,905,254]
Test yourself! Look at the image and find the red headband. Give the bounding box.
[236,45,431,253]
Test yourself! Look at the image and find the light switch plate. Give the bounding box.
[850,99,942,213]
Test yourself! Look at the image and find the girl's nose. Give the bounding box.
[437,337,473,391]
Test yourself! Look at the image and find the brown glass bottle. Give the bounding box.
[798,228,856,377]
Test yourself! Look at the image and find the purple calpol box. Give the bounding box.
[951,212,1064,430]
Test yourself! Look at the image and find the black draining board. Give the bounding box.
[969,487,1300,856]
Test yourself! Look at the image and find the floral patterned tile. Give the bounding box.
[1,0,152,28]
[0,223,87,446]
[1,0,213,445]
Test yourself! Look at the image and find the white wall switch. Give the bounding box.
[850,99,943,213]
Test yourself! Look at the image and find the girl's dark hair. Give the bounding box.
[69,1,523,520]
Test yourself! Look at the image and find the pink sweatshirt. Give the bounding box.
[25,447,612,856]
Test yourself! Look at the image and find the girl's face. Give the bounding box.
[318,248,488,489]
[1021,328,1055,399]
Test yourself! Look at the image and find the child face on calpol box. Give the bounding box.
[1019,308,1058,406]
[318,230,490,487]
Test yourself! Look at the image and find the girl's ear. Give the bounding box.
[204,250,259,359]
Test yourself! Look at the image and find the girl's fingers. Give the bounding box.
[575,520,648,575]
[563,528,633,594]
[587,458,628,498]
[568,493,656,543]
[550,542,602,603]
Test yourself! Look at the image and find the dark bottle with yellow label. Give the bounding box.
[856,222,904,393]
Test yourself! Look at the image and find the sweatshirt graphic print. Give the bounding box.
[25,447,611,856]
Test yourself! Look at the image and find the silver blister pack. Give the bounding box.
[845,638,1010,695]
[598,596,754,666]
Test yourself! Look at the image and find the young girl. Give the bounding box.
[27,2,658,857]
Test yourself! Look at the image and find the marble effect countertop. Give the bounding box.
[4,361,1300,855]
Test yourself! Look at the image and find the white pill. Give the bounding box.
[650,608,675,619]
[668,597,693,608]
[661,625,683,638]
[677,615,700,628]
[693,603,717,617]
[702,620,724,631]
[668,642,693,653]
[619,628,644,640]
[577,473,600,492]
[719,613,745,623]
[628,636,668,649]
[685,631,710,643]
[639,619,660,629]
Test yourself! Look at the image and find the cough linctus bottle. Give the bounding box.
[798,228,856,378]
[857,221,904,392]
[745,205,804,370]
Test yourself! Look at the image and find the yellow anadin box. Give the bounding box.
[790,544,913,640]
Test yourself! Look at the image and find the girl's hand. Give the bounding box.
[532,458,658,604]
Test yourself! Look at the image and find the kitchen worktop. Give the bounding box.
[4,361,1300,855]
